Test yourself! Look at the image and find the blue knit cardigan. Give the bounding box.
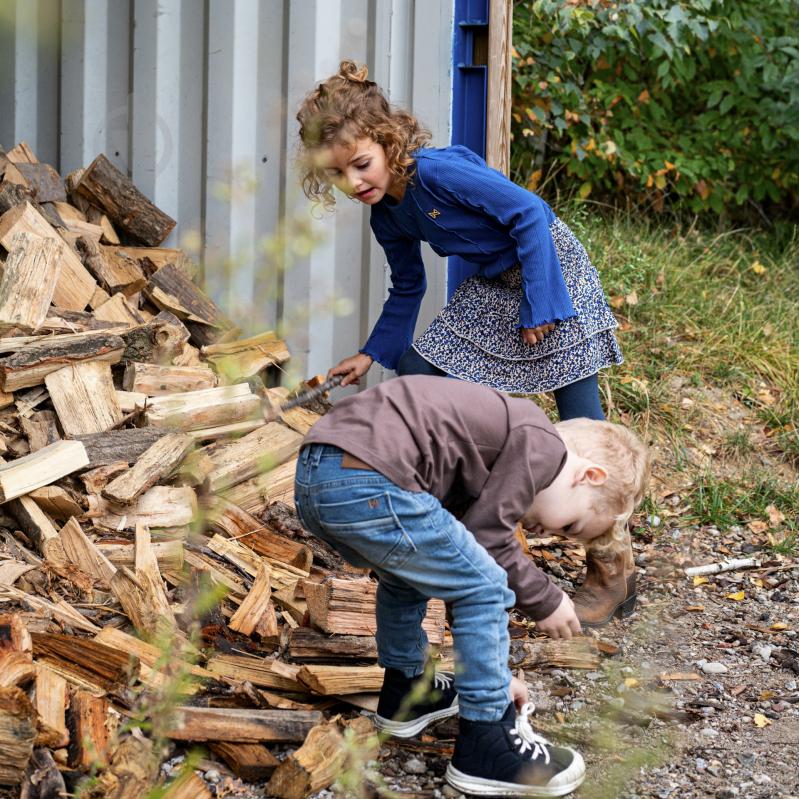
[361,145,577,370]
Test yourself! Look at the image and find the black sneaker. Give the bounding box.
[374,667,459,738]
[446,702,585,797]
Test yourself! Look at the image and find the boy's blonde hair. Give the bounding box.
[554,418,651,545]
[296,60,431,209]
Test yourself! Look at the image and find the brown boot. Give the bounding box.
[573,535,636,628]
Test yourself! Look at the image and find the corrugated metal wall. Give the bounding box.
[0,0,454,384]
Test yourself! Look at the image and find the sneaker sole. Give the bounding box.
[374,699,459,738]
[445,763,585,797]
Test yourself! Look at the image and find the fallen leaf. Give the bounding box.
[625,290,638,306]
[751,260,767,275]
[526,169,543,192]
[750,577,764,588]
[759,690,775,701]
[638,88,651,103]
[770,622,788,631]
[693,576,709,586]
[766,504,785,526]
[730,685,747,696]
[753,713,772,728]
[726,591,746,601]
[747,520,768,535]
[659,672,702,682]
[624,677,639,688]
[685,605,705,612]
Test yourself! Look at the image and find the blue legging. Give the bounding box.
[395,346,605,421]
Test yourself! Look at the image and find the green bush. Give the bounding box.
[511,0,799,218]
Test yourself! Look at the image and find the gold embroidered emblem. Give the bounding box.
[428,208,441,219]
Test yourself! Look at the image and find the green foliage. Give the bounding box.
[512,0,799,218]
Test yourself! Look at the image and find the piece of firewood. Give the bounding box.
[162,772,212,799]
[76,154,175,246]
[68,691,111,769]
[145,261,231,335]
[0,587,99,634]
[122,361,217,395]
[58,517,117,585]
[119,311,190,364]
[93,293,145,326]
[80,461,129,493]
[286,627,378,662]
[102,433,193,504]
[115,389,148,413]
[28,486,83,521]
[223,458,297,515]
[204,496,312,571]
[0,330,124,392]
[31,632,139,694]
[272,587,308,625]
[296,664,384,696]
[6,496,68,565]
[0,201,96,311]
[4,142,38,164]
[0,440,89,502]
[19,411,60,453]
[0,181,33,214]
[204,655,305,692]
[267,716,378,799]
[76,428,165,469]
[75,234,147,296]
[88,732,159,799]
[12,163,66,203]
[185,418,264,442]
[303,578,447,643]
[103,244,194,275]
[0,686,37,786]
[40,308,121,333]
[516,636,601,671]
[229,562,278,638]
[207,422,303,492]
[167,707,322,743]
[0,651,35,688]
[209,742,279,782]
[33,664,69,748]
[0,232,62,332]
[0,560,35,586]
[86,485,197,531]
[98,539,184,572]
[19,748,66,799]
[45,361,122,436]
[201,330,289,360]
[86,207,120,245]
[144,384,261,432]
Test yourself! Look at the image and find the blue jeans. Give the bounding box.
[396,346,605,421]
[294,444,515,722]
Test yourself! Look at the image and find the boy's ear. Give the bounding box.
[576,463,608,486]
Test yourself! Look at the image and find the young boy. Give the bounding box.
[294,376,649,797]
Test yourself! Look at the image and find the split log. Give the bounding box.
[33,664,69,748]
[229,562,278,638]
[167,707,322,743]
[119,311,190,364]
[45,361,123,435]
[75,154,176,245]
[104,244,193,275]
[185,418,263,442]
[287,627,378,662]
[12,164,66,203]
[102,432,193,504]
[223,458,297,514]
[204,496,312,571]
[58,517,117,585]
[39,308,121,333]
[0,201,96,310]
[207,422,303,492]
[86,485,197,531]
[516,636,601,671]
[0,686,37,786]
[0,586,99,634]
[203,333,290,382]
[209,742,279,781]
[267,716,378,799]
[297,664,384,696]
[28,486,83,521]
[75,234,147,296]
[68,691,111,769]
[0,330,125,392]
[76,427,165,468]
[162,772,212,799]
[177,550,247,600]
[0,560,35,586]
[31,632,139,694]
[204,655,305,692]
[93,293,145,326]
[122,361,216,395]
[4,142,38,164]
[0,181,33,215]
[0,232,62,332]
[19,748,67,799]
[272,587,308,625]
[19,411,60,452]
[304,578,446,643]
[0,440,89,503]
[85,206,120,244]
[115,389,148,413]
[98,539,184,572]
[144,384,261,432]
[0,652,35,688]
[6,497,67,564]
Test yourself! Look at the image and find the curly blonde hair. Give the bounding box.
[296,60,432,209]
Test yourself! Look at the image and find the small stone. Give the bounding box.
[441,786,462,799]
[403,758,428,775]
[700,661,728,675]
[586,671,603,681]
[786,679,797,691]
[701,706,716,717]
[715,789,739,799]
[752,644,773,662]
[736,752,756,768]
[648,514,661,527]
[701,727,719,738]
[204,769,220,783]
[695,757,708,770]
[752,773,772,785]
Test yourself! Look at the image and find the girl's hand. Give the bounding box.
[328,353,374,387]
[510,676,530,710]
[535,592,582,639]
[520,323,556,345]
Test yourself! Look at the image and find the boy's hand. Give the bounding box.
[510,676,529,710]
[535,592,582,639]
[520,323,556,345]
[329,353,373,387]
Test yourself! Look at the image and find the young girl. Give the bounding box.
[295,62,633,624]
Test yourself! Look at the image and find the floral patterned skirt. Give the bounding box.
[413,217,623,394]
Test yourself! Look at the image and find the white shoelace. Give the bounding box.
[511,702,552,764]
[433,672,454,691]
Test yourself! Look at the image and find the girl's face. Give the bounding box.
[316,137,402,204]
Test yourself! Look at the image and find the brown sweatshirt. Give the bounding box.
[302,375,566,619]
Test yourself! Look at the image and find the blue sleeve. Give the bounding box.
[360,216,427,370]
[428,156,576,328]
